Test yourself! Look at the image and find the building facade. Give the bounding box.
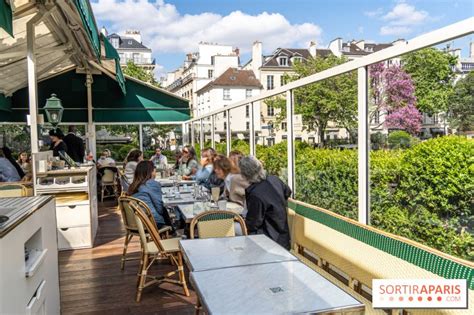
[162,43,240,117]
[196,68,262,142]
[102,29,155,73]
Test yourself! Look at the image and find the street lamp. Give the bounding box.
[43,93,64,127]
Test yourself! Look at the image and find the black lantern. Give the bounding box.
[43,93,64,126]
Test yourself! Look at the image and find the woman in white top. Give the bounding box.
[124,149,143,184]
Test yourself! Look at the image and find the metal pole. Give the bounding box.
[27,17,39,154]
[86,73,95,160]
[200,118,204,150]
[249,102,255,156]
[138,124,143,152]
[357,67,370,224]
[211,115,215,149]
[286,90,295,197]
[181,122,186,146]
[191,122,195,147]
[226,109,231,155]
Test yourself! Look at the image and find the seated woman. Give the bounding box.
[124,149,143,184]
[127,161,167,229]
[17,151,31,175]
[2,146,25,179]
[184,147,215,184]
[0,148,21,182]
[177,146,198,177]
[213,154,249,206]
[239,156,292,249]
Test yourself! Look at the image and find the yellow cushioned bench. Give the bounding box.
[287,199,474,315]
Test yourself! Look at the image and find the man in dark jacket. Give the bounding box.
[240,156,291,249]
[63,126,85,163]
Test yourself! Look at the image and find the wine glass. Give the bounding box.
[211,187,220,208]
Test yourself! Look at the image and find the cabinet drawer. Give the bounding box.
[57,226,92,250]
[56,204,90,227]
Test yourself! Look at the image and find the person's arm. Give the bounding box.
[245,193,266,234]
[149,181,164,215]
[194,166,211,183]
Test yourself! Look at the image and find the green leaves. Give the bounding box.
[402,48,457,114]
[448,71,474,132]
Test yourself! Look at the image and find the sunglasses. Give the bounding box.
[183,150,189,153]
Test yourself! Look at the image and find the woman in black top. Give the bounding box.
[49,128,68,157]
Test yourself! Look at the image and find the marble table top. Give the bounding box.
[177,202,244,223]
[190,260,365,314]
[179,235,297,272]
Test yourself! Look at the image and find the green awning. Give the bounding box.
[0,93,12,112]
[1,69,189,123]
[0,0,13,37]
[74,0,101,59]
[101,33,119,59]
[100,33,126,94]
[115,60,127,95]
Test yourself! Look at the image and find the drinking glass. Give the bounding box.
[211,187,220,207]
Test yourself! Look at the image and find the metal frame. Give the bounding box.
[183,18,474,224]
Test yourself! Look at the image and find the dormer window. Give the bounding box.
[292,57,302,64]
[279,57,288,66]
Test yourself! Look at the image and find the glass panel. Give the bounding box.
[95,124,139,162]
[213,112,227,154]
[369,39,473,261]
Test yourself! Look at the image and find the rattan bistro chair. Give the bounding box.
[99,167,119,202]
[130,202,190,302]
[189,210,248,239]
[118,196,171,270]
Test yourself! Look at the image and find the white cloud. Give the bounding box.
[91,0,322,56]
[375,2,429,36]
[364,8,383,17]
[382,3,428,26]
[380,26,411,36]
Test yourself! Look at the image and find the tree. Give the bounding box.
[268,55,357,145]
[123,61,159,86]
[402,48,457,114]
[369,62,422,135]
[448,71,474,132]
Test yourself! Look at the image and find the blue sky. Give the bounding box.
[91,0,474,77]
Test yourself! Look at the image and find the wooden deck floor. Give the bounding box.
[59,200,197,314]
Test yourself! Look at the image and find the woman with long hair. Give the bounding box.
[213,154,249,206]
[127,161,166,228]
[17,151,31,174]
[124,149,143,184]
[178,145,198,176]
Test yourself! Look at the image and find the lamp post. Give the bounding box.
[43,93,64,127]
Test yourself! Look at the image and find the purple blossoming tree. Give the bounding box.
[369,62,422,135]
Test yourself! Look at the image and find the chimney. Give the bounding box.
[125,30,142,43]
[186,53,192,61]
[100,26,108,37]
[356,40,365,51]
[233,48,240,56]
[252,41,262,80]
[309,41,317,58]
[470,42,474,58]
[328,38,342,57]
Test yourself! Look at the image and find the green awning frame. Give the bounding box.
[100,33,126,95]
[0,69,189,123]
[74,0,101,60]
[0,0,13,37]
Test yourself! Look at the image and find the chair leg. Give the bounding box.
[136,253,148,302]
[195,298,202,315]
[176,252,190,296]
[101,185,105,202]
[121,232,133,270]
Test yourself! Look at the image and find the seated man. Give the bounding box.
[97,150,116,168]
[239,156,291,250]
[149,147,168,168]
